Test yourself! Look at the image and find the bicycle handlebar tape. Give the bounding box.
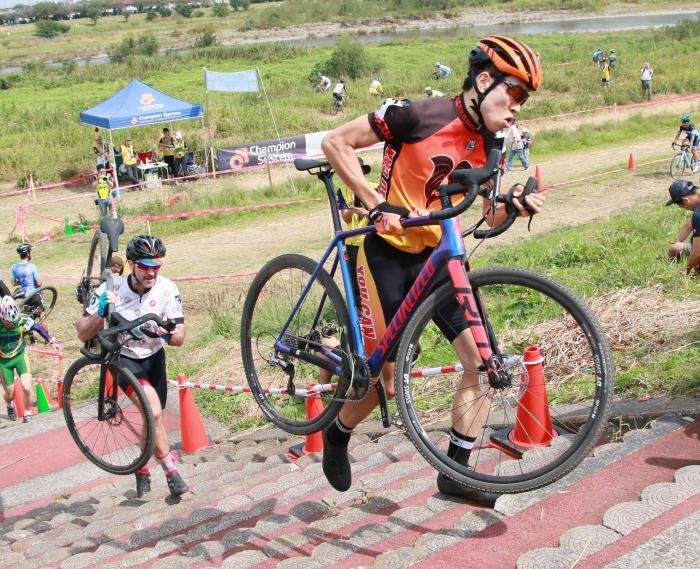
[177,372,210,454]
[489,346,563,458]
[288,383,325,459]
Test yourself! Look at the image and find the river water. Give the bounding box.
[1,10,697,75]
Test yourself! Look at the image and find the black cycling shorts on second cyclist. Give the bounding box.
[118,348,168,408]
[357,233,468,362]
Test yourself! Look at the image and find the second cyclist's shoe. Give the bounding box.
[135,472,151,498]
[436,473,499,508]
[322,428,352,492]
[7,407,16,421]
[166,471,189,497]
[22,415,31,424]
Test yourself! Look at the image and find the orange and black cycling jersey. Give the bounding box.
[368,94,496,253]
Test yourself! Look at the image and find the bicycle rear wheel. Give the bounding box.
[62,357,155,475]
[80,230,108,311]
[395,267,613,494]
[669,153,687,179]
[240,254,352,435]
[20,285,57,325]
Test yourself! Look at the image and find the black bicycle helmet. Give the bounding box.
[126,234,166,261]
[16,243,33,256]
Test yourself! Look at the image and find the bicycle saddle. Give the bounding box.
[294,157,371,175]
[100,217,125,253]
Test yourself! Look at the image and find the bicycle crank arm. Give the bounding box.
[375,379,391,428]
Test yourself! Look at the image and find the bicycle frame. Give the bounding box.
[274,172,502,390]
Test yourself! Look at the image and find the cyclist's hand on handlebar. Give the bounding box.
[368,201,411,236]
[97,291,117,317]
[511,184,546,217]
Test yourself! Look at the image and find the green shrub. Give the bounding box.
[158,7,172,16]
[175,3,193,18]
[212,3,229,17]
[322,35,380,79]
[229,0,250,9]
[193,30,218,49]
[193,10,205,17]
[145,10,158,21]
[109,36,160,63]
[34,20,69,38]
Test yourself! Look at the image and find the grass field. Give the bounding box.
[2,16,700,184]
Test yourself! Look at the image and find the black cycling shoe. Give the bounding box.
[166,471,189,497]
[7,407,16,421]
[322,428,352,492]
[135,472,151,498]
[436,473,499,508]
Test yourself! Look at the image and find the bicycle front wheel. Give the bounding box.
[669,153,687,179]
[62,357,155,475]
[240,254,352,435]
[394,267,613,494]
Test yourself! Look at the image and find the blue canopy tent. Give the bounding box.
[80,79,204,186]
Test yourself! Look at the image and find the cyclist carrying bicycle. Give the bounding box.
[75,234,189,498]
[1,295,61,422]
[320,35,544,504]
[673,115,700,171]
[11,243,46,326]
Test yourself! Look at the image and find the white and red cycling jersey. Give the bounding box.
[86,274,184,359]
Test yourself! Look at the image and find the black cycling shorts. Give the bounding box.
[357,233,467,362]
[118,348,168,408]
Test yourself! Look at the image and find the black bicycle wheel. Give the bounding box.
[20,285,57,325]
[80,230,108,311]
[394,267,613,494]
[241,254,353,435]
[669,153,687,179]
[62,357,155,475]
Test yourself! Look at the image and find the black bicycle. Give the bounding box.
[14,285,58,326]
[62,312,174,474]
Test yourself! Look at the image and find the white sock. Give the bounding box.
[23,410,32,418]
[157,452,177,475]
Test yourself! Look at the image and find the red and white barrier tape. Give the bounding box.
[167,378,336,397]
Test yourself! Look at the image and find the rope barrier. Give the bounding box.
[166,378,336,397]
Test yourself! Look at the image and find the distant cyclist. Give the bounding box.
[673,115,700,171]
[369,76,384,96]
[433,62,452,80]
[316,71,331,93]
[1,295,61,423]
[424,86,444,98]
[332,79,349,105]
[76,234,189,498]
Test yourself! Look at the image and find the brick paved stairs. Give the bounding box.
[0,413,697,569]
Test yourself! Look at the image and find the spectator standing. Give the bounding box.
[121,137,139,187]
[640,62,653,101]
[93,166,114,218]
[173,132,188,178]
[600,59,610,88]
[159,128,175,177]
[506,122,528,171]
[110,256,125,276]
[608,49,617,70]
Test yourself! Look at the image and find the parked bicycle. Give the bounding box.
[241,149,614,495]
[62,312,174,474]
[670,142,698,179]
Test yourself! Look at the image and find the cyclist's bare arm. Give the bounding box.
[688,237,700,271]
[76,313,105,342]
[164,322,186,347]
[322,116,384,211]
[675,219,693,243]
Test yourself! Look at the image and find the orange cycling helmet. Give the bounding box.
[475,35,542,91]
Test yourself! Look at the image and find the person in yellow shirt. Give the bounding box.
[120,137,139,187]
[159,128,176,177]
[172,131,188,178]
[92,166,114,217]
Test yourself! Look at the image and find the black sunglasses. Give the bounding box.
[503,79,530,105]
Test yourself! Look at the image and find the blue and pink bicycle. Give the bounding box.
[240,149,613,495]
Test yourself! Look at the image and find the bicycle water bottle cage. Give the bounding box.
[100,217,125,253]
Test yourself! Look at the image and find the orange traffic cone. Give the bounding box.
[509,346,557,448]
[13,379,26,420]
[628,153,635,169]
[177,373,210,453]
[289,385,325,459]
[535,164,543,190]
[489,346,561,457]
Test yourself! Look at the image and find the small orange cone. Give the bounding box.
[535,164,543,190]
[13,379,26,419]
[509,346,557,448]
[177,373,210,453]
[628,153,635,170]
[289,385,325,458]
